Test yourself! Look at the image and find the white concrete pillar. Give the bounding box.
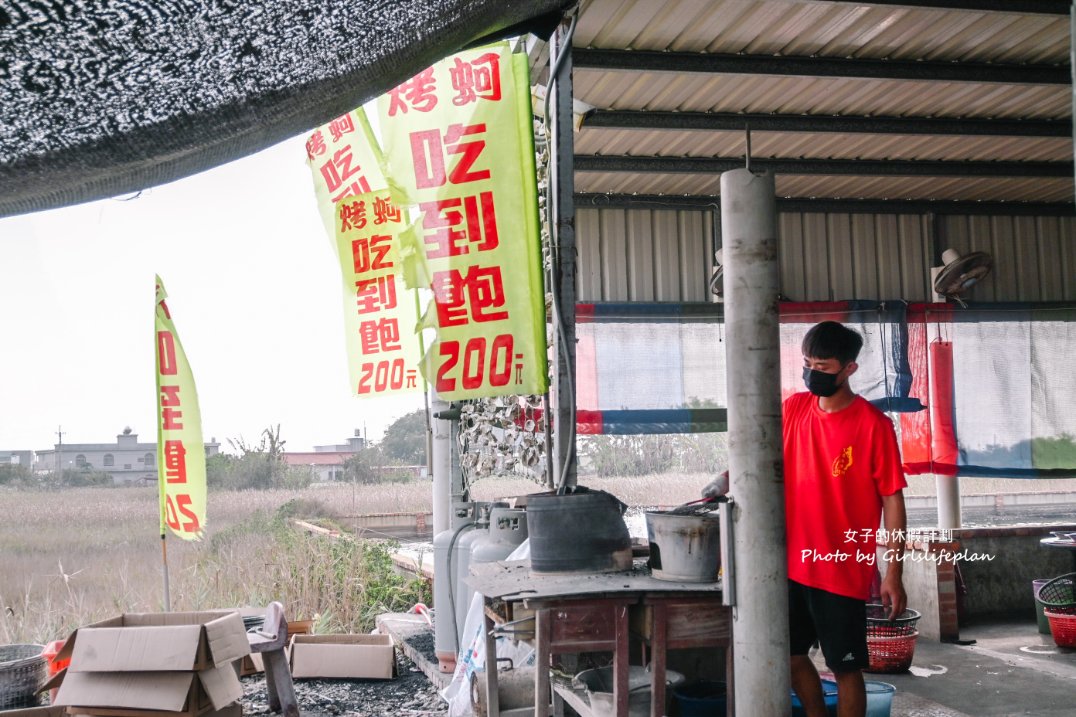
[722,168,791,717]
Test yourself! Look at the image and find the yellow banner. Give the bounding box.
[306,107,386,240]
[336,191,424,395]
[378,43,548,400]
[154,276,207,541]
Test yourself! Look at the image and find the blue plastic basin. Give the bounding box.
[791,678,895,717]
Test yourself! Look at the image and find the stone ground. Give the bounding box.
[239,650,448,717]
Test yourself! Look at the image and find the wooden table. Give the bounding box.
[467,560,732,717]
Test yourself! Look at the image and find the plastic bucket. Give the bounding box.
[1033,578,1053,635]
[792,678,895,717]
[574,666,685,717]
[865,680,896,717]
[645,511,721,582]
[791,678,839,716]
[673,680,727,717]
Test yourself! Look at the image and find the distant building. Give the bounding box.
[34,428,221,485]
[283,452,352,482]
[282,429,426,483]
[283,429,366,482]
[0,450,34,468]
[313,429,367,453]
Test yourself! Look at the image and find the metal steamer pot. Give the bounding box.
[525,487,633,574]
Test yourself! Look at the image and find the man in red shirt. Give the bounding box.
[786,321,907,717]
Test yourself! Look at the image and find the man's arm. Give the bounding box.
[880,491,908,619]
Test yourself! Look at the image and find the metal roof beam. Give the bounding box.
[573,49,1070,86]
[584,110,1071,138]
[575,193,1076,216]
[575,154,1074,177]
[825,1,1069,15]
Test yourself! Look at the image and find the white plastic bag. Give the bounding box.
[442,540,533,717]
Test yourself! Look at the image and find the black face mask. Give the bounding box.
[803,366,843,397]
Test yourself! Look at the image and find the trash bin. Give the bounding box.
[1033,578,1053,635]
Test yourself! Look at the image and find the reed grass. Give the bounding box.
[2,470,1063,644]
[0,484,432,644]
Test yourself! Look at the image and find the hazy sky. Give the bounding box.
[0,132,424,454]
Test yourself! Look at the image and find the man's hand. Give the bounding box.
[880,491,907,619]
[879,573,907,620]
[701,470,730,499]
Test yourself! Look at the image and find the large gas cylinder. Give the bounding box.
[433,526,466,672]
[472,506,528,564]
[453,511,490,649]
[457,506,529,634]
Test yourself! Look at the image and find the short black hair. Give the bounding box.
[801,321,863,365]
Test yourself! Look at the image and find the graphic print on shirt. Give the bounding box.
[832,445,853,477]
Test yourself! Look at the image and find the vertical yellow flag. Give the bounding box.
[306,107,386,241]
[155,276,206,541]
[378,42,548,400]
[306,108,425,395]
[336,190,425,395]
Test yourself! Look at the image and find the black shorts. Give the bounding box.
[788,580,868,672]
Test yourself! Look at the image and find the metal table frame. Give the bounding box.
[469,561,732,717]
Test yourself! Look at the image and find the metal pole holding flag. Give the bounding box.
[161,534,171,612]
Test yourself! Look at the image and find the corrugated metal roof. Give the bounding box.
[576,171,1073,202]
[568,0,1075,204]
[574,72,1070,120]
[576,128,1070,162]
[575,0,1069,63]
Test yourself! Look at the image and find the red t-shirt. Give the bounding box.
[783,392,907,600]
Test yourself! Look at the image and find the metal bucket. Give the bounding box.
[574,666,685,717]
[645,511,721,583]
[526,488,632,574]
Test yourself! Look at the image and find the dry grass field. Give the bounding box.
[0,482,437,645]
[2,470,1067,646]
[0,473,710,646]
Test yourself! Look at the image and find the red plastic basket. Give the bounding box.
[41,640,68,677]
[1044,609,1076,648]
[865,629,918,673]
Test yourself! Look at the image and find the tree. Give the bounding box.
[0,463,36,486]
[341,448,380,485]
[379,409,428,465]
[215,425,308,490]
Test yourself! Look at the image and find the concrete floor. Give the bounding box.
[384,610,1075,716]
[816,619,1076,716]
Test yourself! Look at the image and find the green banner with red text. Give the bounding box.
[336,190,425,395]
[378,42,548,400]
[305,107,386,241]
[154,276,206,541]
[306,109,424,396]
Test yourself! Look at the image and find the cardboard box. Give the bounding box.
[63,702,242,717]
[50,665,242,717]
[288,634,395,680]
[44,611,249,717]
[237,652,264,678]
[55,611,249,672]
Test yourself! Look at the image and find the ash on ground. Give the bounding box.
[402,629,438,667]
[241,651,447,717]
